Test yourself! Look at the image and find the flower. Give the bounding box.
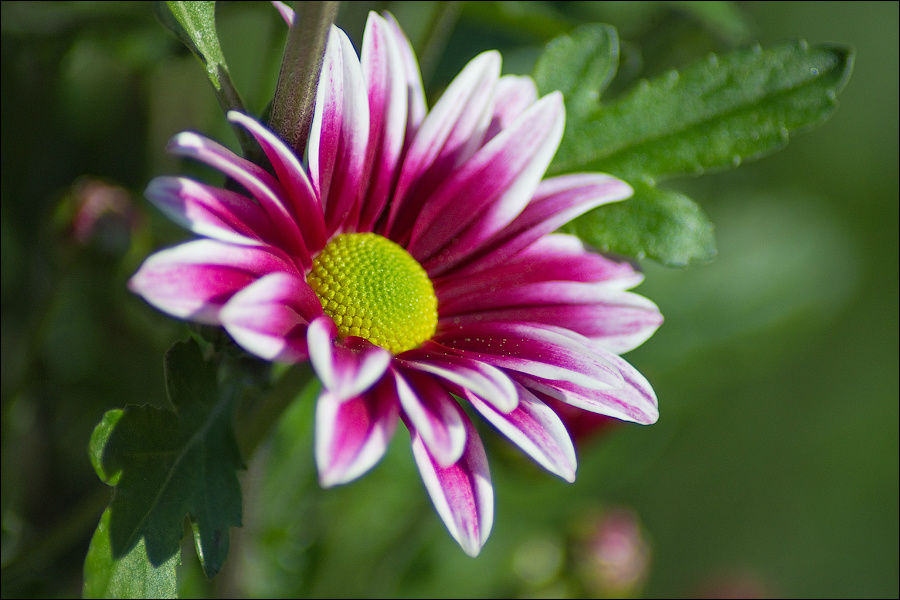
[129,11,662,556]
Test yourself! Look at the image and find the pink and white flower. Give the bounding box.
[129,11,662,556]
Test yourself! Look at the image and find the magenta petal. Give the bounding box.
[437,322,624,391]
[400,344,519,413]
[316,385,399,487]
[465,383,576,482]
[394,369,466,467]
[307,316,391,400]
[382,12,426,142]
[227,111,327,250]
[145,177,276,246]
[219,273,322,362]
[167,131,310,266]
[309,26,370,235]
[484,75,538,141]
[385,51,500,241]
[411,92,565,266]
[516,350,659,425]
[272,1,294,25]
[358,12,409,231]
[128,240,297,324]
[445,174,632,277]
[410,414,493,557]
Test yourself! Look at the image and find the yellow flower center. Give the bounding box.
[306,233,438,354]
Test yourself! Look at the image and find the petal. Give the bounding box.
[307,316,391,400]
[465,383,576,482]
[220,272,322,362]
[385,51,500,241]
[444,174,632,277]
[128,240,297,324]
[411,92,565,266]
[309,26,370,235]
[358,12,410,231]
[382,12,426,142]
[436,322,624,391]
[145,177,275,246]
[394,369,466,467]
[167,131,310,266]
[316,384,399,486]
[484,75,538,141]
[410,414,493,557]
[400,343,519,413]
[272,1,294,25]
[227,111,327,250]
[516,351,659,425]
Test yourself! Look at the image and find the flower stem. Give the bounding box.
[268,1,340,157]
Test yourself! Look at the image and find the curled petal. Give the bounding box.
[394,369,466,467]
[309,26,370,235]
[411,414,493,557]
[228,111,326,250]
[307,316,391,401]
[465,383,576,482]
[145,177,276,246]
[272,1,294,25]
[220,273,322,362]
[516,350,659,425]
[316,385,399,487]
[128,240,297,324]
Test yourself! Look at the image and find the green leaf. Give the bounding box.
[158,1,227,90]
[550,40,854,180]
[98,339,243,579]
[89,409,124,486]
[533,23,619,119]
[567,181,715,267]
[83,508,179,599]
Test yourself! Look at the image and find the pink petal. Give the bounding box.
[444,174,632,277]
[465,383,576,482]
[227,111,326,251]
[400,344,519,413]
[167,131,310,266]
[410,414,493,557]
[411,92,565,266]
[385,51,500,242]
[436,322,624,391]
[382,12,426,142]
[484,75,538,141]
[145,177,276,246]
[394,369,466,467]
[219,273,322,362]
[307,316,391,401]
[516,350,659,425]
[309,26,370,235]
[357,12,410,232]
[316,384,399,486]
[128,240,297,324]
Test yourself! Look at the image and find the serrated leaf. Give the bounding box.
[99,339,243,579]
[534,23,619,118]
[83,508,179,599]
[550,40,854,180]
[568,181,715,267]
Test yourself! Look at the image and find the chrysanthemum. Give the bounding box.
[129,11,662,556]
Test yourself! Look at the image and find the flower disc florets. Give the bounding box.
[306,233,437,354]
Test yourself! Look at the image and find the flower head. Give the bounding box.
[129,11,662,556]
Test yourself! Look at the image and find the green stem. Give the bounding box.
[268,1,340,157]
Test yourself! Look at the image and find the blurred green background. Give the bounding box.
[1,1,897,597]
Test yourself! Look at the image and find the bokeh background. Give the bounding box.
[1,1,897,597]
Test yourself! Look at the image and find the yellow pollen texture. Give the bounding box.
[306,233,438,354]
